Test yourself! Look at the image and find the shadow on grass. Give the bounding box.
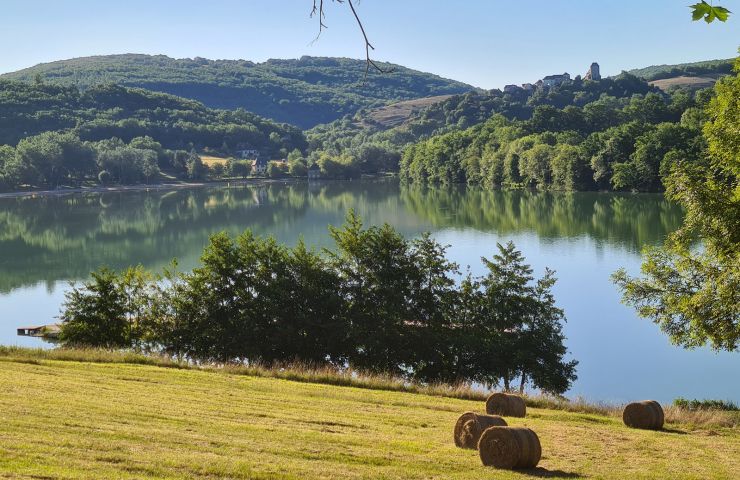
[660,427,688,435]
[519,467,584,478]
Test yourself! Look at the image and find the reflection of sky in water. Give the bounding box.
[0,181,736,403]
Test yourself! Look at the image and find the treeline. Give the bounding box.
[0,80,307,190]
[59,212,577,393]
[0,131,216,190]
[401,85,709,191]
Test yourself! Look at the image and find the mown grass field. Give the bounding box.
[0,353,738,479]
[200,155,229,167]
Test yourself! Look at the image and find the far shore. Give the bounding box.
[0,174,395,200]
[0,177,307,199]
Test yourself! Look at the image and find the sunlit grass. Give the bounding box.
[1,347,737,429]
[200,155,229,167]
[0,350,738,479]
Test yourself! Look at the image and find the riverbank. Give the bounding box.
[0,348,737,479]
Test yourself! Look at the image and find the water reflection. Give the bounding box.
[0,180,682,294]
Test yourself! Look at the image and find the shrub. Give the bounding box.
[673,398,739,411]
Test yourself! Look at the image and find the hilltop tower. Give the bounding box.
[585,62,601,81]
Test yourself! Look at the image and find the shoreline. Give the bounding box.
[0,177,306,199]
[0,174,394,200]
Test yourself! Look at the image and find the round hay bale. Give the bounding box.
[486,392,526,417]
[478,426,541,469]
[453,412,508,449]
[623,400,664,430]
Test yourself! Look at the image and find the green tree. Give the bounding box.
[476,242,576,393]
[59,268,130,347]
[186,151,207,180]
[0,145,21,191]
[551,144,592,190]
[15,132,65,186]
[289,160,308,177]
[227,158,252,178]
[267,161,288,178]
[328,211,418,374]
[406,233,460,382]
[614,58,740,351]
[138,150,160,184]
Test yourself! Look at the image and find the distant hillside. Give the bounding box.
[1,54,475,128]
[0,80,305,153]
[627,58,734,81]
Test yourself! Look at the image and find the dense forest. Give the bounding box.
[1,55,474,128]
[399,74,710,191]
[0,80,306,190]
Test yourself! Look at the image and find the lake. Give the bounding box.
[0,179,737,403]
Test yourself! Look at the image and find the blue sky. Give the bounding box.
[1,0,738,89]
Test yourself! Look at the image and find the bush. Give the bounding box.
[673,398,739,411]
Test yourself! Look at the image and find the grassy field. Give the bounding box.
[649,75,718,91]
[362,95,454,128]
[200,155,229,167]
[0,352,738,479]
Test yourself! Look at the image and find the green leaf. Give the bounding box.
[713,6,732,21]
[690,1,711,21]
[690,1,732,23]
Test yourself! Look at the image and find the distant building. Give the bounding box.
[542,73,571,87]
[308,163,321,180]
[584,62,601,81]
[236,148,259,160]
[251,157,268,175]
[504,84,523,93]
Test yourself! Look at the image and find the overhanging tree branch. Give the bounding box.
[309,0,393,79]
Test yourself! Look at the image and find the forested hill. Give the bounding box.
[0,80,307,191]
[0,80,305,152]
[1,54,475,128]
[626,58,734,81]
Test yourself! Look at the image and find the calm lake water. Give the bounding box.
[1,179,737,403]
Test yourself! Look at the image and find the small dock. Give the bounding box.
[17,324,61,339]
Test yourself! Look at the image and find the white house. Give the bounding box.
[236,149,259,160]
[252,157,268,175]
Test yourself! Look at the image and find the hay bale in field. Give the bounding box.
[478,426,541,469]
[453,412,508,449]
[623,400,664,430]
[485,392,526,417]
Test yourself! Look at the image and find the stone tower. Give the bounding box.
[585,62,601,81]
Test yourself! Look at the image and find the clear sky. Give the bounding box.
[1,0,738,89]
